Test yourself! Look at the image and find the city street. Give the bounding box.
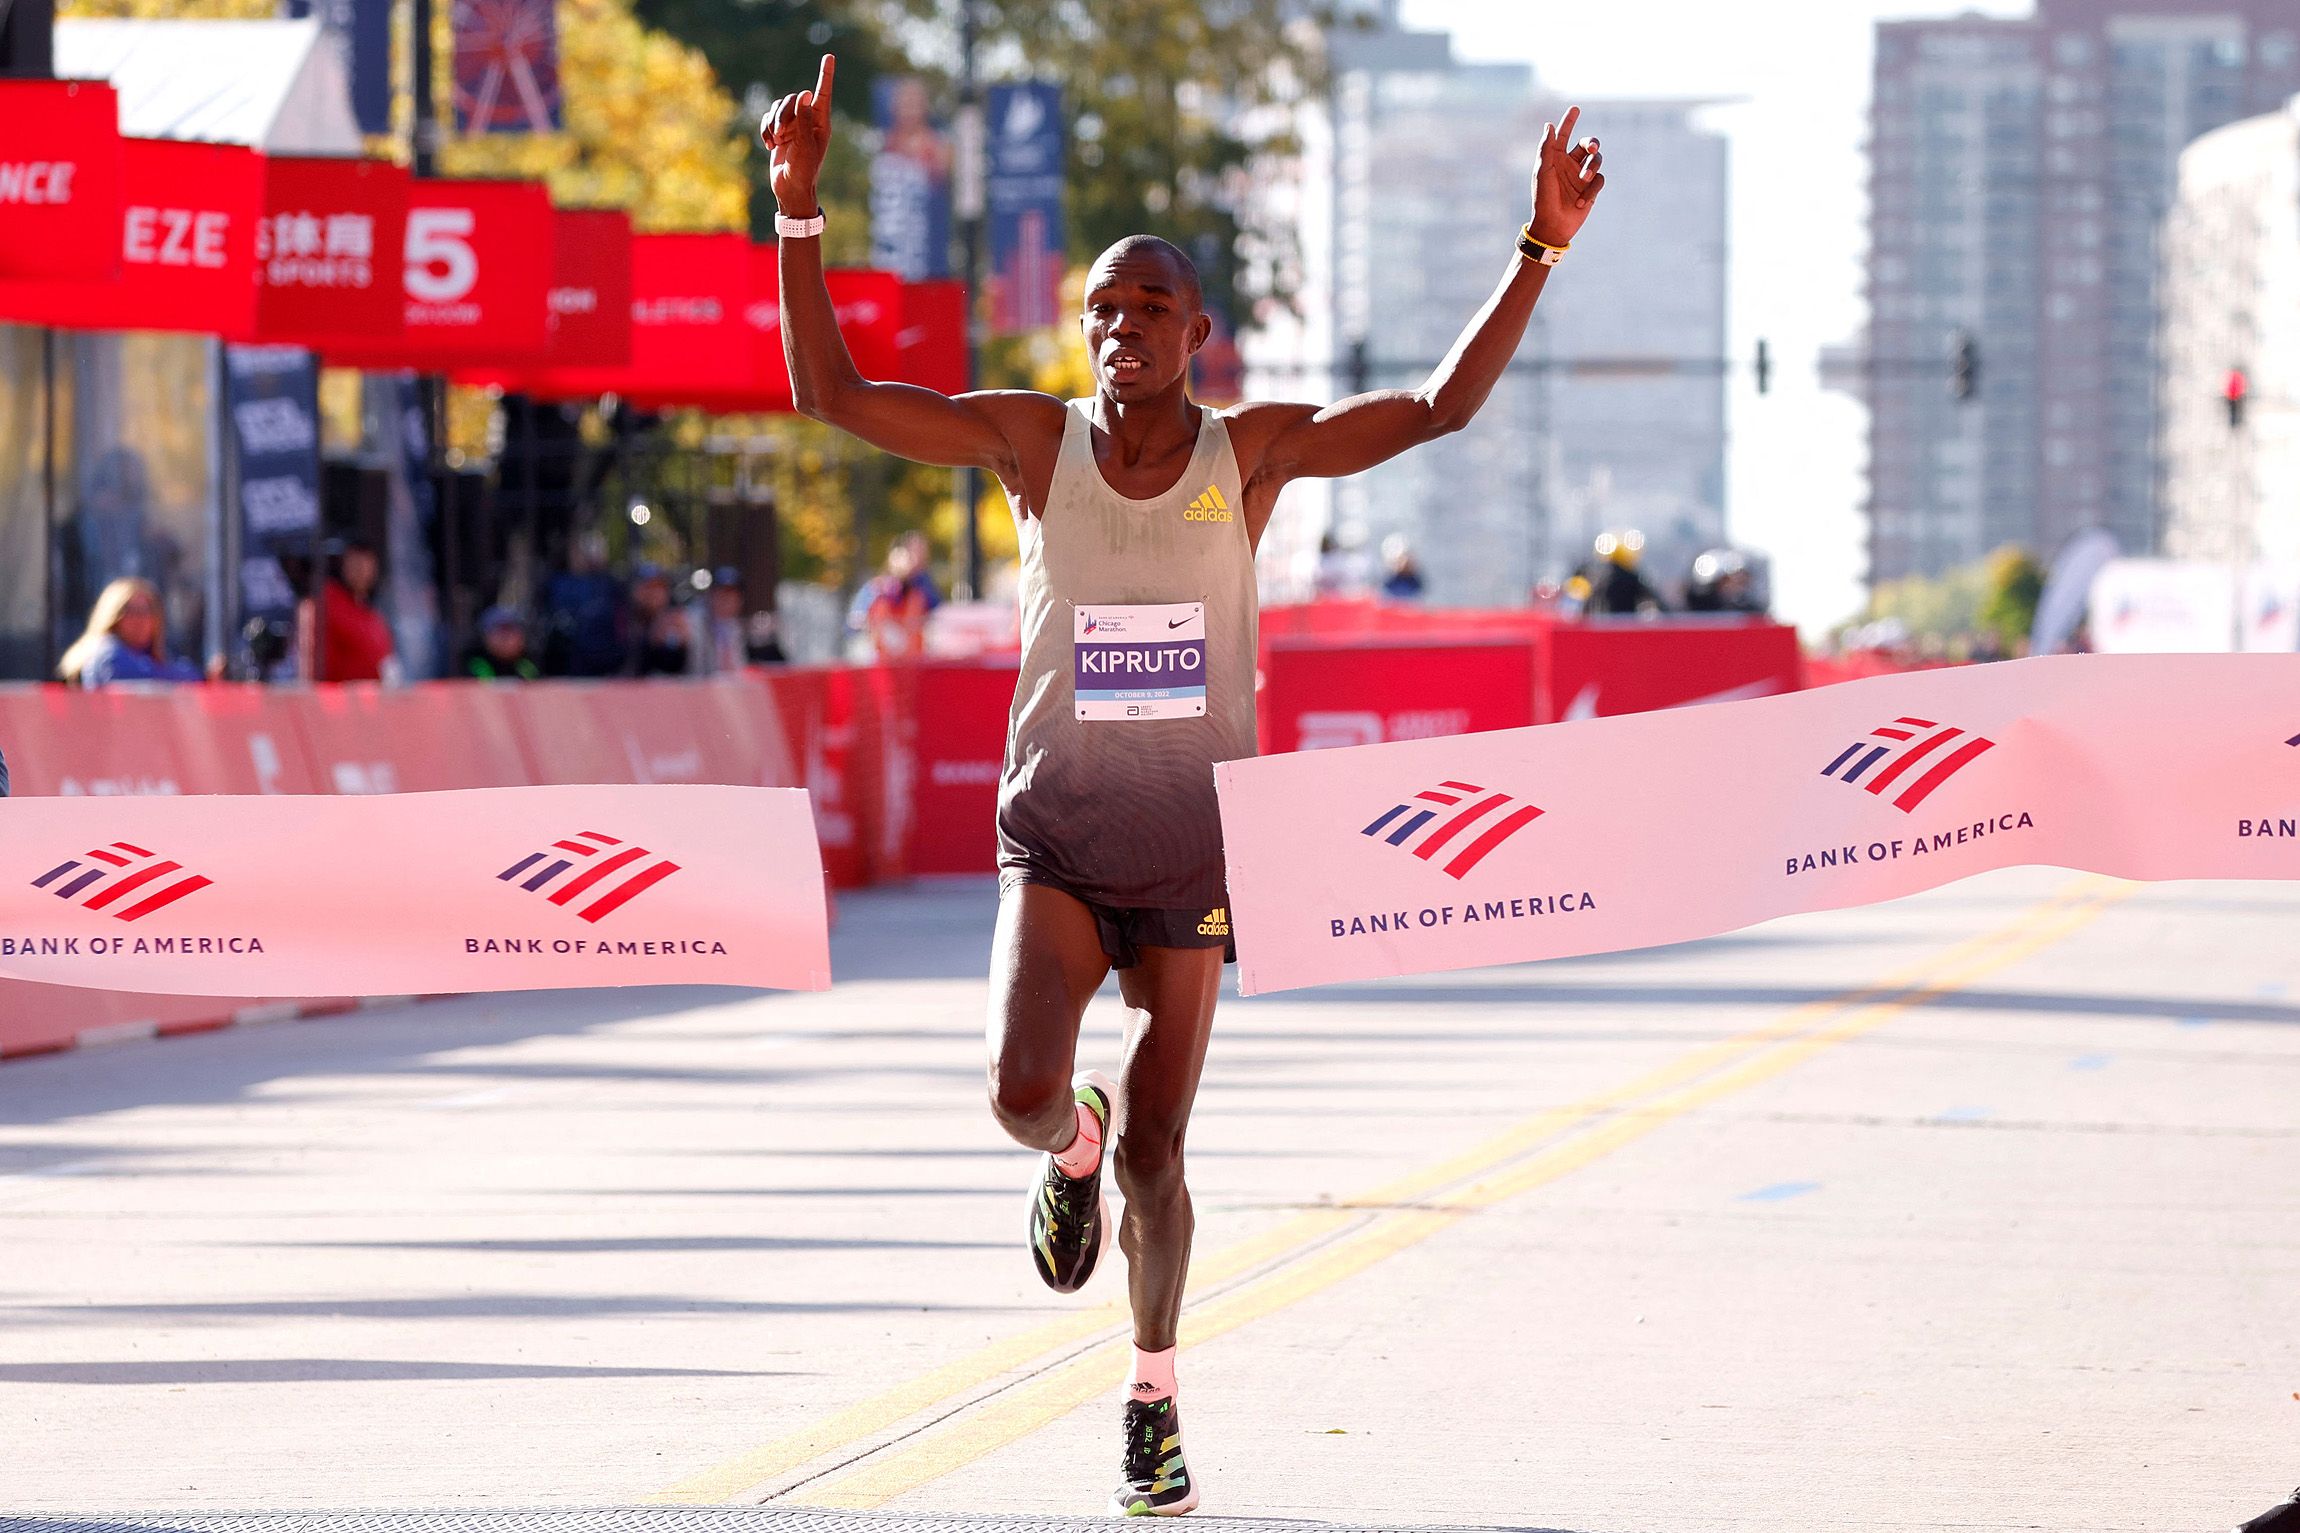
[3,870,2297,1532]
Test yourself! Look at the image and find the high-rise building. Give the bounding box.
[1862,0,2300,585]
[1242,4,1729,606]
[2159,96,2300,570]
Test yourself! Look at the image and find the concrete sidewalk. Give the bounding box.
[2,871,2296,1531]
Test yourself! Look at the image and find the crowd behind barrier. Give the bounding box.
[1,612,1883,1058]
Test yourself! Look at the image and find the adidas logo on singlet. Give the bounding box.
[1198,907,1230,937]
[1183,483,1232,523]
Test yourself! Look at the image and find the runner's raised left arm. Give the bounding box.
[1229,107,1605,490]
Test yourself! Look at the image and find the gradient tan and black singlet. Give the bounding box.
[996,399,1259,911]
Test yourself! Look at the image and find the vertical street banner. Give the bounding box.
[986,81,1065,334]
[453,0,562,134]
[870,77,952,280]
[223,345,322,648]
[285,0,394,135]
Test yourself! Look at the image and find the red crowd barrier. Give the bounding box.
[1530,616,1803,722]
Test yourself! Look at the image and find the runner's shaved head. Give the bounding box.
[1087,236,1203,313]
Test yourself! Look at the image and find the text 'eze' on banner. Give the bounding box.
[0,785,832,996]
[0,138,264,336]
[1213,654,2300,996]
[0,80,123,282]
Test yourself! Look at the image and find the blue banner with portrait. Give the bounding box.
[987,81,1065,334]
[870,76,952,280]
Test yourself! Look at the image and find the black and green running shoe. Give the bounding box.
[1109,1395,1197,1517]
[2237,1488,2300,1532]
[1028,1069,1118,1294]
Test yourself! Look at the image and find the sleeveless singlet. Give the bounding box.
[997,399,1259,910]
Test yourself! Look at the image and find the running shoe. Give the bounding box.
[2236,1488,2300,1532]
[1029,1069,1119,1294]
[1109,1395,1197,1517]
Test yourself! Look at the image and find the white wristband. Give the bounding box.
[774,210,826,239]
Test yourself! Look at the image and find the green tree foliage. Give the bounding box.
[1864,544,2043,658]
[1977,545,2045,653]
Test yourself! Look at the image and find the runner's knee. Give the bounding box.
[1113,1121,1186,1203]
[987,1056,1069,1134]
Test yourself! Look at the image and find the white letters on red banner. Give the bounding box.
[1214,655,2300,995]
[0,785,830,997]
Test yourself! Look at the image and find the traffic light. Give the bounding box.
[2225,368,2249,430]
[1949,329,1979,402]
[1754,338,1772,396]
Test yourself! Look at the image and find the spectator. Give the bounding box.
[1379,534,1426,600]
[1578,530,1666,617]
[625,563,692,677]
[897,530,943,612]
[698,568,787,673]
[540,532,628,677]
[301,540,396,682]
[57,577,200,687]
[1683,549,1766,614]
[862,539,931,659]
[464,606,541,681]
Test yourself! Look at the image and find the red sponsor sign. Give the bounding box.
[1530,617,1803,723]
[546,207,631,367]
[532,232,753,402]
[253,155,409,344]
[324,178,553,368]
[1259,640,1535,755]
[0,138,263,335]
[676,256,906,413]
[0,80,123,281]
[900,279,969,394]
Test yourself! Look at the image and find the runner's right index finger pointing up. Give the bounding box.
[812,54,836,129]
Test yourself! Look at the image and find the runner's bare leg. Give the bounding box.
[986,883,1112,1153]
[1112,945,1223,1348]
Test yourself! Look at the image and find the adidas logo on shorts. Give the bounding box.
[1198,906,1230,937]
[1183,484,1232,523]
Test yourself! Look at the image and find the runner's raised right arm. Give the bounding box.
[762,56,1059,479]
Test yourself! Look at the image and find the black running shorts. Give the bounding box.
[998,870,1236,969]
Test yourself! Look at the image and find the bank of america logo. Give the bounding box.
[1361,780,1543,880]
[31,841,214,922]
[1822,717,1996,813]
[498,831,680,923]
[1183,483,1232,523]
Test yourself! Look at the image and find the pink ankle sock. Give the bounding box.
[1051,1099,1103,1178]
[1129,1345,1177,1403]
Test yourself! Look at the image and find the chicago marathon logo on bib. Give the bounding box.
[1074,602,1207,721]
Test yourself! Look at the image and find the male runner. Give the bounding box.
[763,55,1603,1516]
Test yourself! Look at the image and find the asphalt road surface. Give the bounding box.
[4,870,2296,1532]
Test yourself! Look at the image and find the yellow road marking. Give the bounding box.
[658,877,2126,1505]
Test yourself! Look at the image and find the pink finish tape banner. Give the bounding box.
[0,785,831,996]
[1215,655,2300,996]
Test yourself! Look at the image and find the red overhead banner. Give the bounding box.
[253,155,409,345]
[546,207,631,367]
[0,137,262,335]
[0,81,124,282]
[660,257,905,414]
[323,178,553,368]
[900,279,969,394]
[531,231,753,402]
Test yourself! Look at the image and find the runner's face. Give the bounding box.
[1084,254,1208,403]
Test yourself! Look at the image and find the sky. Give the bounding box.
[1398,0,2031,635]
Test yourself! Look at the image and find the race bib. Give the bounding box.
[1073,602,1207,721]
